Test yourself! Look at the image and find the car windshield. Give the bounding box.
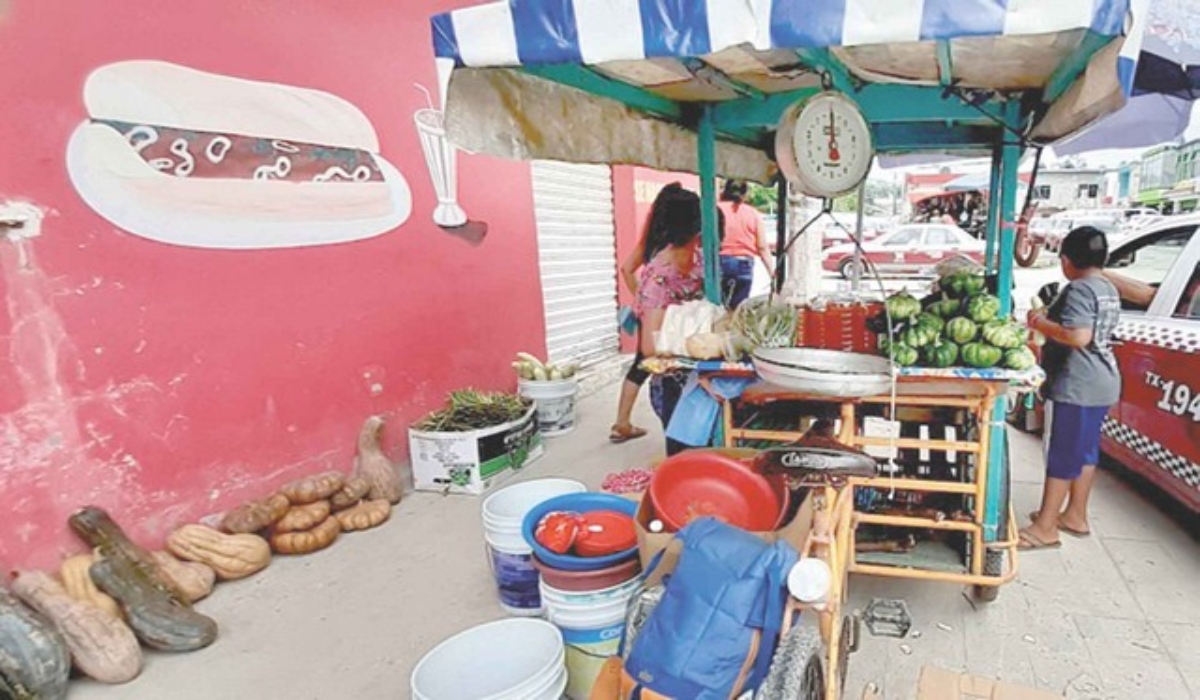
[925,226,962,246]
[1106,227,1196,309]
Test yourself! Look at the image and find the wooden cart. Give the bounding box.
[722,374,1023,599]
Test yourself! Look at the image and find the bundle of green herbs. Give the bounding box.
[414,389,531,432]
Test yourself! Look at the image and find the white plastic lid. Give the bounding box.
[787,558,832,603]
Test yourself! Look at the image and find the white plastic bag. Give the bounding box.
[655,300,726,356]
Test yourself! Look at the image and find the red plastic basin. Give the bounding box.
[648,450,788,532]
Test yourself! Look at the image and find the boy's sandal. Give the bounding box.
[1028,511,1091,538]
[609,424,648,444]
[1018,528,1062,551]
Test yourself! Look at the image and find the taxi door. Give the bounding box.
[1107,226,1200,512]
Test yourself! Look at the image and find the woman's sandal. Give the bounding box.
[1018,527,1062,551]
[609,424,648,444]
[1028,511,1091,538]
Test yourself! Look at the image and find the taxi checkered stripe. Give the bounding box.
[1103,417,1200,488]
[1113,320,1200,355]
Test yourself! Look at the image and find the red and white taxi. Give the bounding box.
[823,223,984,279]
[1102,215,1200,512]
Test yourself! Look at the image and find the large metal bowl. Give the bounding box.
[752,348,894,397]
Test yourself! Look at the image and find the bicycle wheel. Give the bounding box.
[756,624,826,700]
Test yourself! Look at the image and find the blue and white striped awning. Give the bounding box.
[430,0,1143,179]
[433,0,1127,69]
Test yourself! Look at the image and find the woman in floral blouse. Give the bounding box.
[611,183,707,449]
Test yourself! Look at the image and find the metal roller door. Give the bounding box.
[531,161,620,368]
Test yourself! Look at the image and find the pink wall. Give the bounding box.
[0,0,546,569]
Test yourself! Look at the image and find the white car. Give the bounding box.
[823,223,985,278]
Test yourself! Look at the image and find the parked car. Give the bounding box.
[1043,212,1121,253]
[823,223,984,278]
[814,214,888,249]
[1101,215,1200,512]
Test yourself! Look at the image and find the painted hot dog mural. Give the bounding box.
[66,60,412,249]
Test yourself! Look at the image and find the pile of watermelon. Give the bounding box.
[869,271,1036,371]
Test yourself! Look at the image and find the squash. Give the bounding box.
[89,557,217,652]
[68,507,190,606]
[273,501,331,534]
[220,493,290,534]
[167,525,271,580]
[10,571,141,684]
[330,476,371,511]
[354,416,406,504]
[961,342,1004,368]
[280,471,346,505]
[271,517,341,555]
[335,499,391,532]
[0,586,70,700]
[59,554,121,619]
[966,294,1001,323]
[149,552,215,604]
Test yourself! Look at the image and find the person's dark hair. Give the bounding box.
[1060,226,1108,269]
[643,183,702,262]
[721,179,748,203]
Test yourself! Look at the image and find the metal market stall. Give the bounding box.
[428,1,1150,687]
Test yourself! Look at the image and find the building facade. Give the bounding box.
[1029,169,1108,212]
[1136,144,1180,207]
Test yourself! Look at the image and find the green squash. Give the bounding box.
[885,291,922,321]
[921,340,959,368]
[932,298,963,319]
[914,312,945,335]
[982,322,1028,350]
[963,274,987,296]
[965,294,1001,323]
[1003,347,1037,371]
[945,317,979,344]
[901,324,938,349]
[890,344,919,367]
[961,342,1003,368]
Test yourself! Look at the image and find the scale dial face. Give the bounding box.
[777,92,874,199]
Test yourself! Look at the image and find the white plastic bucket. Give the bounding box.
[411,618,566,700]
[482,479,587,615]
[519,378,580,437]
[541,577,642,700]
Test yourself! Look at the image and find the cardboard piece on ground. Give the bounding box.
[916,666,1062,700]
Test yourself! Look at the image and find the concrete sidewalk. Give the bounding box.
[72,386,1198,700]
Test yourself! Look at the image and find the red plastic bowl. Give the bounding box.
[574,510,637,558]
[648,451,788,532]
[533,554,641,592]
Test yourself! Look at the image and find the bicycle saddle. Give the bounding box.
[753,446,877,481]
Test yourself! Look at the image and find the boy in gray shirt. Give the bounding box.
[1022,226,1121,550]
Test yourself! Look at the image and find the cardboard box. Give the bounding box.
[916,666,1062,700]
[409,406,543,495]
[633,490,814,570]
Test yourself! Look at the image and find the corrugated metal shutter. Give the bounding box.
[532,161,620,368]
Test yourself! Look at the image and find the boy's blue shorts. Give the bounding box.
[1044,401,1110,480]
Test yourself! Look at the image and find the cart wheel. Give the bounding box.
[756,624,826,700]
[972,550,1005,603]
[621,585,664,660]
[837,615,857,692]
[1014,230,1041,267]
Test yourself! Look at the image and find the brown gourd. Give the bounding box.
[89,557,217,652]
[0,586,70,700]
[149,552,216,603]
[335,499,391,532]
[354,416,406,504]
[279,471,346,505]
[273,501,331,533]
[220,493,290,534]
[10,571,141,684]
[167,525,271,580]
[59,553,121,619]
[68,507,189,606]
[330,475,371,511]
[270,517,341,555]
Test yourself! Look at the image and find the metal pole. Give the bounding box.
[851,180,866,293]
[698,105,721,304]
[774,176,788,294]
[984,142,1003,273]
[996,136,1021,320]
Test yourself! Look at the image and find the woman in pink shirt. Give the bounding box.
[610,183,705,445]
[718,180,774,309]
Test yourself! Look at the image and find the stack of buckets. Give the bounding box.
[482,480,644,700]
[518,377,580,437]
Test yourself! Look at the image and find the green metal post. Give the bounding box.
[699,105,721,304]
[996,137,1021,319]
[984,143,1003,273]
